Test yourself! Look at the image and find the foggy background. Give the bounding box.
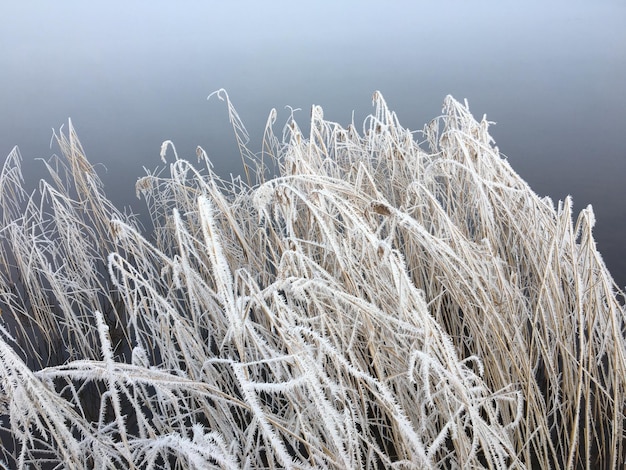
[1,0,625,288]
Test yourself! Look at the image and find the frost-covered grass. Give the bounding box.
[0,91,624,469]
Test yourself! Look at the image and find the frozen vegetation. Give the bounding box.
[0,91,624,468]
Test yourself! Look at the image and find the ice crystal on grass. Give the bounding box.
[0,91,624,468]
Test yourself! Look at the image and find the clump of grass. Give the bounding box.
[0,90,624,469]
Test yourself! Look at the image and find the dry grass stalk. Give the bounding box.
[0,91,623,468]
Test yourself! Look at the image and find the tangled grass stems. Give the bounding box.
[0,90,624,468]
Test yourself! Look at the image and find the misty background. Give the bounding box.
[1,0,625,288]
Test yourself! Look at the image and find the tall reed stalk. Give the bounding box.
[0,91,623,469]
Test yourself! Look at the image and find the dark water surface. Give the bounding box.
[1,1,625,288]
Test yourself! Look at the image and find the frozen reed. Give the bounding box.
[0,91,624,468]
